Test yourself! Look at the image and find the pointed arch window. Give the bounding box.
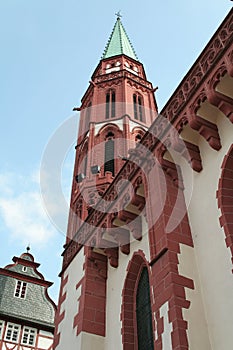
[136,267,154,350]
[133,94,144,122]
[106,91,116,119]
[104,132,115,176]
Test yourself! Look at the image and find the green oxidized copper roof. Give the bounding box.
[102,17,138,60]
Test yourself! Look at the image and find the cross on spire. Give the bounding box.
[115,11,122,19]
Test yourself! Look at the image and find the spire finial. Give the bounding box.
[26,245,30,253]
[115,11,122,20]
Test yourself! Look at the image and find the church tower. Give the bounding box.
[54,15,158,350]
[54,9,233,350]
[66,15,158,243]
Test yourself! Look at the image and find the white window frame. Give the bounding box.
[0,320,5,339]
[4,322,20,343]
[22,326,37,346]
[22,266,27,272]
[14,280,27,299]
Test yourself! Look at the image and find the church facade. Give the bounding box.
[54,9,233,350]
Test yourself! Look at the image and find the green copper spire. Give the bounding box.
[102,16,138,60]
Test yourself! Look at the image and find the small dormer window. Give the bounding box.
[14,280,27,299]
[22,327,36,346]
[5,323,20,343]
[22,266,27,272]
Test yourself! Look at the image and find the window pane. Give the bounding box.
[106,93,110,119]
[22,327,36,346]
[111,92,115,118]
[5,323,20,343]
[133,94,138,120]
[138,97,143,122]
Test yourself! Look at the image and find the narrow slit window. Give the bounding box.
[106,93,110,119]
[133,94,138,120]
[138,96,143,121]
[111,91,115,118]
[86,102,92,131]
[133,94,144,122]
[104,139,115,176]
[106,91,116,119]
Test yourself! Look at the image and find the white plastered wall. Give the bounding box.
[179,111,233,350]
[56,248,105,350]
[104,216,151,350]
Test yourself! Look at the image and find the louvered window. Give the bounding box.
[5,323,20,343]
[106,91,115,119]
[104,139,115,176]
[136,267,154,350]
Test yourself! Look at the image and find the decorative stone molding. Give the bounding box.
[217,144,233,271]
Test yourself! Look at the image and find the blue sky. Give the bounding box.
[0,1,231,302]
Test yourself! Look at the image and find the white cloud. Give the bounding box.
[0,170,58,246]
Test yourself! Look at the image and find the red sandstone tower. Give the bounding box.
[66,15,158,243]
[54,16,158,349]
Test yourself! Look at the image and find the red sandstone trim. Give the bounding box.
[217,144,233,271]
[53,274,68,349]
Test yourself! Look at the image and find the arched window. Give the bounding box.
[133,94,144,122]
[106,91,116,119]
[135,134,142,143]
[136,267,154,350]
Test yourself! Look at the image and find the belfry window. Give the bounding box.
[136,267,154,350]
[106,91,116,119]
[14,280,27,299]
[104,132,115,176]
[133,94,144,122]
